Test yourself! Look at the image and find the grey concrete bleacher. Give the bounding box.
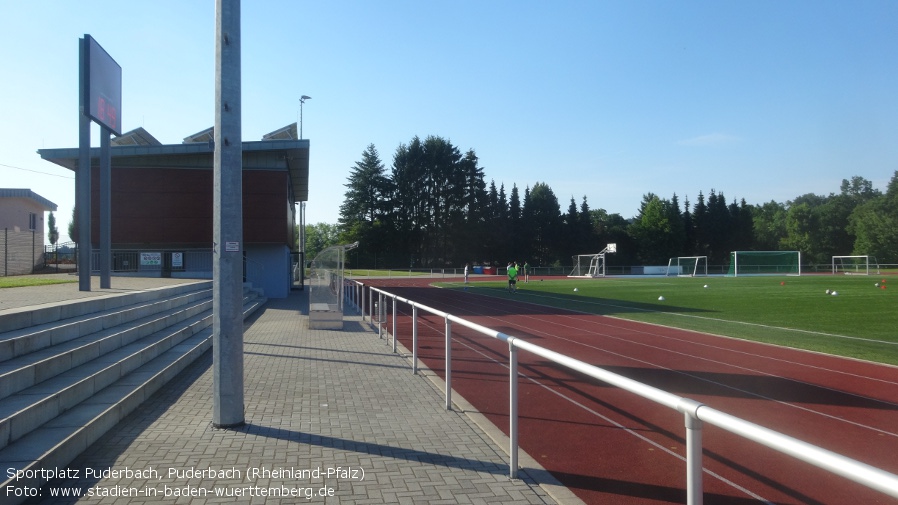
[0,277,266,504]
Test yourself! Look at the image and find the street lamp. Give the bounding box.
[299,95,311,139]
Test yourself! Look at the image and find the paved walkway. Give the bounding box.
[2,277,564,504]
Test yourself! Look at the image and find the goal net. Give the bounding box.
[569,253,605,278]
[832,255,880,275]
[666,256,708,277]
[727,251,801,277]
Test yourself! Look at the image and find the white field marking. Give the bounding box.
[518,290,898,347]
[485,307,898,438]
[423,293,898,438]
[453,288,898,387]
[554,312,898,390]
[462,287,898,389]
[406,311,773,504]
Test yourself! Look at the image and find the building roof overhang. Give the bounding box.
[37,124,309,203]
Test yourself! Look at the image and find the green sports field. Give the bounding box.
[444,275,898,366]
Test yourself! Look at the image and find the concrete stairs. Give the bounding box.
[0,281,266,503]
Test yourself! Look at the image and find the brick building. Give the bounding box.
[38,124,308,297]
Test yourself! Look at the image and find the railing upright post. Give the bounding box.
[445,317,452,410]
[378,292,384,339]
[392,295,397,353]
[679,399,705,505]
[509,340,519,479]
[412,305,418,374]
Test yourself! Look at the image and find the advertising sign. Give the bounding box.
[140,252,162,266]
[81,35,122,135]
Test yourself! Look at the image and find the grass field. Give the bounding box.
[443,275,898,366]
[0,276,78,289]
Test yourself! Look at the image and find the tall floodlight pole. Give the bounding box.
[299,95,311,139]
[212,0,244,428]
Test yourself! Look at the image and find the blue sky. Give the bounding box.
[2,1,897,243]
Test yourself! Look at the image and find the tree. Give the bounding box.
[339,144,392,266]
[629,194,673,264]
[563,196,580,260]
[68,206,78,245]
[848,171,898,263]
[304,223,340,263]
[524,183,562,266]
[47,211,59,246]
[388,135,479,267]
[753,200,787,250]
[339,144,389,227]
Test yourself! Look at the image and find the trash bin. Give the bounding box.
[483,266,495,275]
[473,265,484,274]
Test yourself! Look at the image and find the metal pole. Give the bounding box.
[509,341,519,479]
[392,296,397,353]
[412,305,418,374]
[99,128,111,289]
[212,0,244,429]
[445,317,452,410]
[378,292,384,339]
[678,398,704,505]
[77,111,91,291]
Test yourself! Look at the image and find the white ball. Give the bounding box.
[703,284,708,288]
[573,288,578,292]
[658,296,665,301]
[831,291,838,296]
[825,289,831,294]
[875,283,880,287]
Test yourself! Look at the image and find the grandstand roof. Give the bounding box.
[37,123,309,203]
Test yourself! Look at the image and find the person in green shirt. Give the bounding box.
[507,262,518,293]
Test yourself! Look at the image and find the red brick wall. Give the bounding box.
[90,167,291,247]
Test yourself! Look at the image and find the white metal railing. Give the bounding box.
[343,280,898,505]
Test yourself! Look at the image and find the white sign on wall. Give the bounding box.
[140,252,162,266]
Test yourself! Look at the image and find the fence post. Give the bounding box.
[412,305,418,374]
[445,317,452,410]
[367,286,373,323]
[377,292,384,339]
[392,295,397,353]
[679,398,705,505]
[509,340,519,479]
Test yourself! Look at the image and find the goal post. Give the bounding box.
[569,253,605,278]
[568,243,616,278]
[727,251,801,277]
[832,255,880,275]
[666,256,708,277]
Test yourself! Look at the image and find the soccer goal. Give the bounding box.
[569,243,616,278]
[666,256,708,277]
[727,251,801,277]
[832,255,880,275]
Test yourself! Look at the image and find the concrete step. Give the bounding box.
[0,284,266,505]
[0,306,213,451]
[0,297,213,402]
[0,282,213,362]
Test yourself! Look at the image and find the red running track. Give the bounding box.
[362,278,898,505]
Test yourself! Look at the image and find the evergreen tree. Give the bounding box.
[47,211,59,246]
[524,183,562,266]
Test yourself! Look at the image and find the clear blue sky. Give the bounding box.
[2,1,896,244]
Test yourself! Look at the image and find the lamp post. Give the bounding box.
[299,95,311,139]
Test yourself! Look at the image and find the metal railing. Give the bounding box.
[344,280,898,505]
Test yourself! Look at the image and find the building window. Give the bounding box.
[29,213,37,231]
